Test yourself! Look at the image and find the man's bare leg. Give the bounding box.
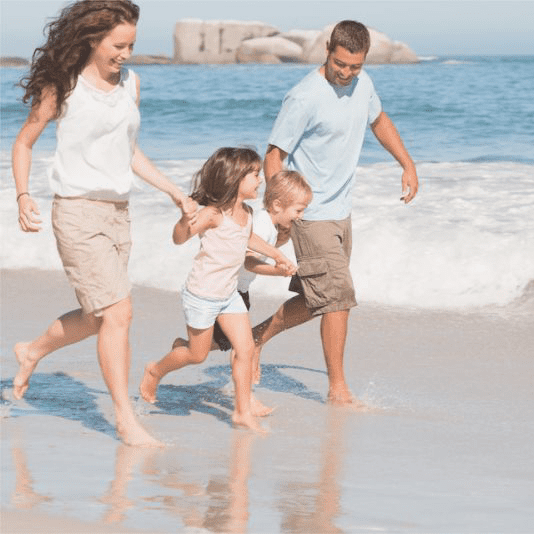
[250,295,312,383]
[13,309,100,400]
[320,309,355,404]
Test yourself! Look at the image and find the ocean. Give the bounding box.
[1,56,534,311]
[2,56,534,533]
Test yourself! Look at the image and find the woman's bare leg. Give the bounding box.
[97,298,162,447]
[13,309,100,400]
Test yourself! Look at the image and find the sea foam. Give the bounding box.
[2,153,533,311]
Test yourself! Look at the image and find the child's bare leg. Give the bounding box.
[218,314,266,433]
[13,308,100,400]
[250,295,312,384]
[97,298,162,448]
[140,327,213,404]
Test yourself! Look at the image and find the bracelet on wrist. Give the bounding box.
[16,192,29,202]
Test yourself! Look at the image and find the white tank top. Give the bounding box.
[48,68,140,201]
[186,209,253,299]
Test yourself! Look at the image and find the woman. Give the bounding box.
[12,0,192,447]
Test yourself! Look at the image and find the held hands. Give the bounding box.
[400,166,419,203]
[274,253,297,277]
[17,195,42,232]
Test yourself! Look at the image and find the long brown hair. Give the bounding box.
[191,148,262,211]
[19,0,139,115]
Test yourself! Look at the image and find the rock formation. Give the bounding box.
[174,20,419,65]
[0,57,29,67]
[174,19,278,64]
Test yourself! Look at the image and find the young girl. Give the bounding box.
[139,147,296,432]
[12,0,193,447]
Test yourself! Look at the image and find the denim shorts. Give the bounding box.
[182,286,249,330]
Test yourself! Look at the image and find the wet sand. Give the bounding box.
[2,269,533,533]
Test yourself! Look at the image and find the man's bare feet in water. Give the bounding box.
[139,363,161,404]
[13,342,40,400]
[232,411,267,434]
[250,394,273,417]
[327,387,368,411]
[116,417,165,448]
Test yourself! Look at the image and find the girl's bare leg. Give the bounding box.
[139,326,213,404]
[97,298,162,447]
[13,309,100,400]
[218,313,266,433]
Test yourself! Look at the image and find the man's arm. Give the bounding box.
[371,111,418,203]
[264,144,288,181]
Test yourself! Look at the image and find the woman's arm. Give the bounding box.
[12,86,57,232]
[131,145,190,208]
[131,72,190,209]
[173,205,220,245]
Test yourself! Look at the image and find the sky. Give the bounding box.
[1,0,533,58]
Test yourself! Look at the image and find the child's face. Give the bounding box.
[239,167,262,200]
[272,194,309,228]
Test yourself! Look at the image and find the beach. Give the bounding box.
[2,268,533,533]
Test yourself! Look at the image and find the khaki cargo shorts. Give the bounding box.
[289,217,357,316]
[52,196,132,317]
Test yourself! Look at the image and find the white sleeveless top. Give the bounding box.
[48,69,140,201]
[186,208,253,299]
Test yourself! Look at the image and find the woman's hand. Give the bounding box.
[17,195,42,232]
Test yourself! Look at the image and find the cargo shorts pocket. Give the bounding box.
[296,258,331,309]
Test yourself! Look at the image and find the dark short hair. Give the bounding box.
[328,20,371,55]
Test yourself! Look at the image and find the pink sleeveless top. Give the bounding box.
[186,208,252,299]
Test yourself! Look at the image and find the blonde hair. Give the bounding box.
[263,170,312,211]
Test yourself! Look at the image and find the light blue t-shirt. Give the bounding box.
[268,68,382,220]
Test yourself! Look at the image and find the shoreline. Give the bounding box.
[2,267,533,532]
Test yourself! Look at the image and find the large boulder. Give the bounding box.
[174,19,278,64]
[236,36,302,64]
[302,24,419,64]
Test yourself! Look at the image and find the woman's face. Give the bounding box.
[90,22,137,75]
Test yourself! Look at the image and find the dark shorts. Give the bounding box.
[289,217,356,316]
[212,290,251,351]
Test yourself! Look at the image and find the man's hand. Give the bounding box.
[400,166,418,203]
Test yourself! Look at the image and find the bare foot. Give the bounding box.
[139,363,160,404]
[327,387,355,405]
[232,411,267,434]
[250,394,273,417]
[13,343,39,400]
[116,419,165,448]
[328,388,368,411]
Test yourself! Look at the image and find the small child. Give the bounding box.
[139,148,296,432]
[211,171,312,385]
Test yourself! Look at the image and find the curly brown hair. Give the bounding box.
[19,0,139,115]
[191,147,262,211]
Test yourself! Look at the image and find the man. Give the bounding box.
[260,20,418,405]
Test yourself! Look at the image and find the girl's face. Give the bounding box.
[90,22,137,76]
[238,166,262,200]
